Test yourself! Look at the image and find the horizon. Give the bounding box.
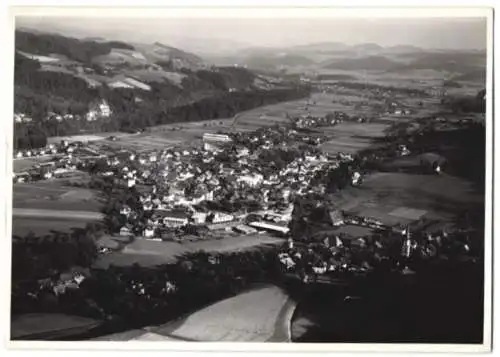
[15,16,487,55]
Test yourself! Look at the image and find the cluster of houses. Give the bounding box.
[13,140,97,183]
[14,100,112,125]
[93,119,358,242]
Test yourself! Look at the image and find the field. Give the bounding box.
[331,172,484,227]
[12,217,92,237]
[13,156,55,173]
[94,234,285,268]
[13,179,102,212]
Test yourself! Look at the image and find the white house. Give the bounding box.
[237,173,263,187]
[143,226,155,238]
[127,178,136,188]
[120,206,132,216]
[162,211,189,227]
[211,212,234,224]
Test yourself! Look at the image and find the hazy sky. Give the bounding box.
[16,16,487,54]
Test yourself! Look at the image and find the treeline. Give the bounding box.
[14,123,47,151]
[14,84,310,150]
[442,89,486,113]
[11,223,282,335]
[15,30,133,63]
[334,81,428,96]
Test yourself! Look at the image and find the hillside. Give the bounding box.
[323,55,402,71]
[13,29,311,149]
[389,51,486,74]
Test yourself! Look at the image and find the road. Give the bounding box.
[94,285,297,342]
[12,208,104,221]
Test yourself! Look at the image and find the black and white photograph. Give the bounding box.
[4,4,493,353]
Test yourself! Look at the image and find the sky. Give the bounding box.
[15,16,488,54]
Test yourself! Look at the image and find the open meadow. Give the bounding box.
[331,172,483,227]
[94,233,285,268]
[13,178,102,212]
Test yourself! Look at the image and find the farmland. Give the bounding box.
[13,179,102,212]
[94,233,285,268]
[330,172,483,227]
[12,217,91,237]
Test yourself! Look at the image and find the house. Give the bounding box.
[237,173,263,187]
[127,178,136,188]
[209,212,235,224]
[329,210,345,226]
[233,224,257,235]
[120,225,133,236]
[351,172,362,186]
[120,205,132,216]
[143,226,155,238]
[14,172,30,183]
[161,211,190,228]
[143,202,154,211]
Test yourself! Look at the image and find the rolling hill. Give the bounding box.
[323,55,402,71]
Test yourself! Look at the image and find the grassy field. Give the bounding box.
[94,234,285,268]
[13,180,102,212]
[331,172,483,226]
[12,216,91,237]
[13,156,55,173]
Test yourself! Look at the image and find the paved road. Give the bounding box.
[95,285,297,342]
[12,208,104,221]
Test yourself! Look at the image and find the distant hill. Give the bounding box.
[323,55,402,71]
[385,44,423,53]
[245,54,315,70]
[135,42,205,70]
[286,42,350,53]
[451,68,487,83]
[391,51,486,74]
[352,43,384,52]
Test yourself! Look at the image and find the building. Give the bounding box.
[237,173,263,187]
[160,211,190,228]
[233,225,258,235]
[248,221,290,236]
[143,226,155,238]
[86,100,112,121]
[328,210,344,226]
[209,212,235,224]
[203,133,233,151]
[120,226,133,236]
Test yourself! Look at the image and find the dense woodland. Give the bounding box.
[15,31,134,62]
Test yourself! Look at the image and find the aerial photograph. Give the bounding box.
[9,9,490,348]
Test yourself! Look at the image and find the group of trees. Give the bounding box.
[442,89,486,113]
[13,123,47,151]
[12,237,283,332]
[15,30,133,63]
[12,223,104,284]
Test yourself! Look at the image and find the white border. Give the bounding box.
[1,2,495,356]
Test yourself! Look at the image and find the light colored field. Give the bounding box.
[47,134,106,144]
[95,285,295,342]
[13,156,54,173]
[12,208,104,220]
[156,285,293,342]
[94,234,285,268]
